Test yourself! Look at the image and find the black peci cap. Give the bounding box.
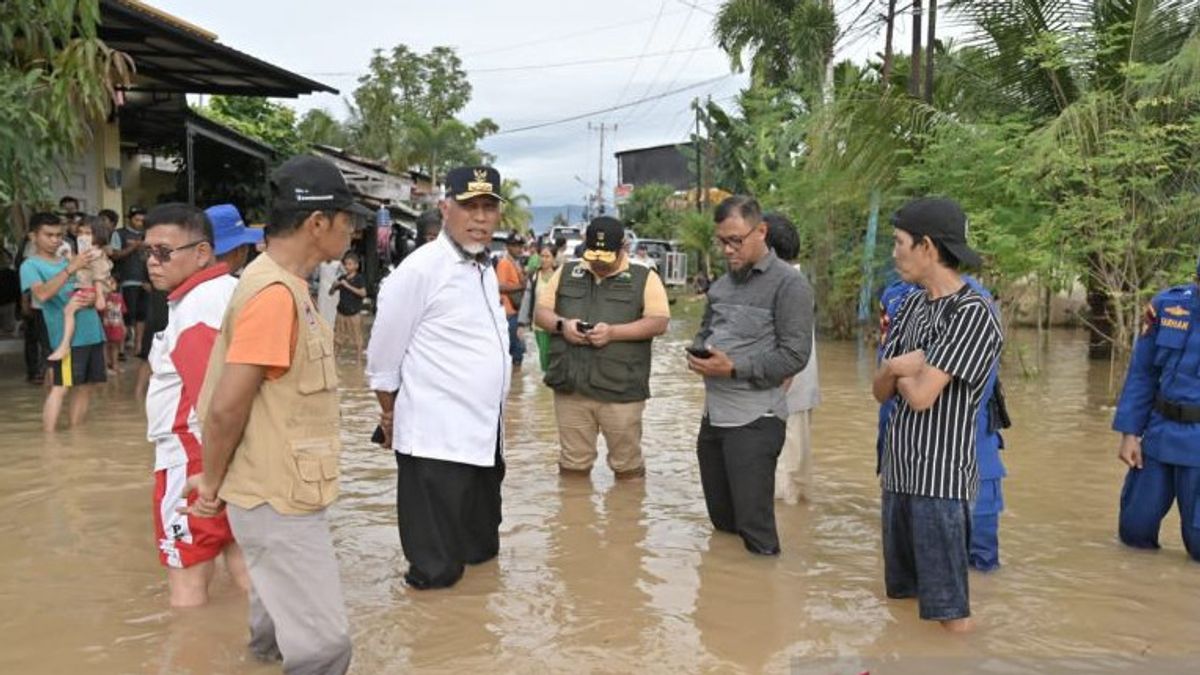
[583,216,625,265]
[890,197,982,268]
[445,166,505,202]
[271,155,371,219]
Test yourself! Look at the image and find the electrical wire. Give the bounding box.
[613,1,667,107]
[491,74,733,136]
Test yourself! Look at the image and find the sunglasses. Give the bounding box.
[147,240,204,263]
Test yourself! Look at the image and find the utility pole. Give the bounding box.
[693,97,703,213]
[588,122,615,215]
[909,0,923,99]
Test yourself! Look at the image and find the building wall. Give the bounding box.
[48,117,125,217]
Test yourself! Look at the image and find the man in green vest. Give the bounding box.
[535,216,671,479]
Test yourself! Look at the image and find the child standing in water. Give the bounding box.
[48,218,110,363]
[333,251,366,358]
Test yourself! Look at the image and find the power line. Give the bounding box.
[614,1,667,107]
[492,74,734,136]
[620,0,699,125]
[301,46,718,79]
[675,0,717,16]
[463,7,690,58]
[472,46,716,74]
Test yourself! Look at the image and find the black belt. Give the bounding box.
[1154,395,1200,423]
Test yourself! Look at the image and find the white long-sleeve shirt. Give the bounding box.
[366,233,511,467]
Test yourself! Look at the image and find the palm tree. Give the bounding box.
[948,0,1200,357]
[713,0,838,98]
[498,178,533,235]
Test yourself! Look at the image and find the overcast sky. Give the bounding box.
[145,0,946,208]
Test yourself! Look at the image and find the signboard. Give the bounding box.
[614,183,634,204]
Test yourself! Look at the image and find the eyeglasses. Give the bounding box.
[146,240,204,263]
[714,227,758,251]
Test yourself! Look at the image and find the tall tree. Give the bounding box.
[910,0,924,98]
[925,0,937,102]
[713,0,838,97]
[1,0,132,234]
[882,0,898,85]
[297,108,350,149]
[197,96,303,156]
[347,43,494,180]
[498,179,533,235]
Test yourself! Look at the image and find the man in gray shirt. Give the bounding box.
[687,195,814,555]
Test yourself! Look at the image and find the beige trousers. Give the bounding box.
[553,392,646,474]
[774,410,813,504]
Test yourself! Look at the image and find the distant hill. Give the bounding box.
[529,205,586,233]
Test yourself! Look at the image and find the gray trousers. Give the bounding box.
[227,504,352,675]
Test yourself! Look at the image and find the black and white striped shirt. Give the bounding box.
[881,284,1002,500]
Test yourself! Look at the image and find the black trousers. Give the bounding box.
[23,309,48,380]
[696,415,786,555]
[395,444,505,589]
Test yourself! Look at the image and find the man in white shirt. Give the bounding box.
[366,166,512,590]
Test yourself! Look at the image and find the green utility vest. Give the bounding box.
[545,261,653,403]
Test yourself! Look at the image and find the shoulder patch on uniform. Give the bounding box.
[570,264,587,278]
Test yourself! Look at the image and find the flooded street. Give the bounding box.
[2,318,1198,674]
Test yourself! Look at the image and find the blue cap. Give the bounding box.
[206,203,263,255]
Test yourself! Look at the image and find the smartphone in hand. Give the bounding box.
[576,321,594,333]
[686,346,712,359]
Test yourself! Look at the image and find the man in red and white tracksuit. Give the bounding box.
[144,203,251,607]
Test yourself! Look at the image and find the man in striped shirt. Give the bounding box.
[872,198,1003,632]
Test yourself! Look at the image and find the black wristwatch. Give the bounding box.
[555,318,564,334]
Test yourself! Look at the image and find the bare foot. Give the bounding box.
[940,617,974,633]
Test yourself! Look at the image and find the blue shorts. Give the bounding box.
[882,490,971,621]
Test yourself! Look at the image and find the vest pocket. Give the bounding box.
[289,439,339,508]
[588,354,631,394]
[298,335,337,394]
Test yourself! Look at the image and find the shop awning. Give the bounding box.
[100,0,336,98]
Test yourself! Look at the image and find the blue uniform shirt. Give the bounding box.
[1112,283,1200,468]
[877,277,1006,480]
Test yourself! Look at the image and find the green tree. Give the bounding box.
[713,0,837,96]
[1,0,132,235]
[346,44,495,179]
[498,179,533,234]
[297,108,349,149]
[621,183,683,239]
[196,95,303,156]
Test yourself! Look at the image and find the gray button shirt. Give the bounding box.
[695,250,814,427]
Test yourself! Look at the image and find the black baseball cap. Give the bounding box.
[507,233,525,246]
[583,216,625,265]
[128,205,147,217]
[270,155,372,219]
[890,197,981,268]
[445,166,505,202]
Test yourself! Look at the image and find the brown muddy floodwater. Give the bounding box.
[1,318,1198,674]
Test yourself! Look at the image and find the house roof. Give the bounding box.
[614,141,695,157]
[100,0,335,97]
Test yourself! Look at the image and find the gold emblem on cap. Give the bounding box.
[466,168,494,194]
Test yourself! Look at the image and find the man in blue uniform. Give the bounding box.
[878,277,1009,571]
[1112,264,1200,562]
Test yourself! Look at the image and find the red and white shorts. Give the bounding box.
[153,462,235,568]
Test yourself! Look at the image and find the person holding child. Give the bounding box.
[18,212,106,431]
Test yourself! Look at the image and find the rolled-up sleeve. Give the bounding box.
[732,272,813,389]
[365,264,428,392]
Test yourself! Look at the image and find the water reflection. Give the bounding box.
[1,325,1199,673]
